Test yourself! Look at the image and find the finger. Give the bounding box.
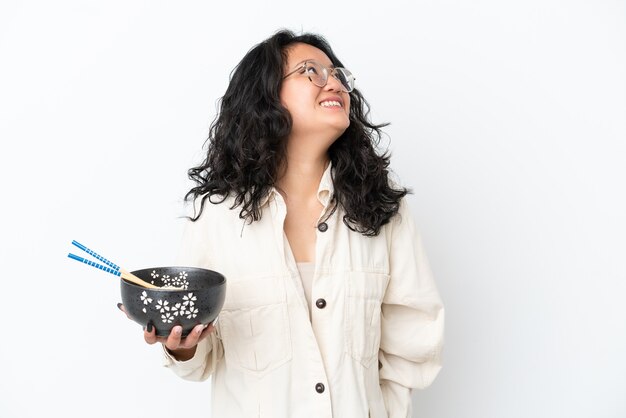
[185,324,215,348]
[199,323,216,340]
[164,325,183,351]
[117,303,131,319]
[144,321,158,345]
[182,324,208,348]
[186,323,215,347]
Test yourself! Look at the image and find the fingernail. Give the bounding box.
[174,326,182,335]
[146,321,153,333]
[116,303,123,311]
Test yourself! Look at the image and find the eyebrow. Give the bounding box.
[292,59,336,69]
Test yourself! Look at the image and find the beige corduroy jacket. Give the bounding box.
[163,164,444,418]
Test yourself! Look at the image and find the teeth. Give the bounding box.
[320,100,342,107]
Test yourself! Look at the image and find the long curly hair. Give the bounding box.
[186,29,409,236]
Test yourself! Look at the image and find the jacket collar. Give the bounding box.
[260,162,334,208]
[316,161,334,207]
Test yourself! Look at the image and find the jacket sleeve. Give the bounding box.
[161,204,225,381]
[162,333,223,381]
[379,198,445,417]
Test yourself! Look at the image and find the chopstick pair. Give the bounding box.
[67,240,158,289]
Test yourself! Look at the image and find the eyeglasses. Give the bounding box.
[283,60,356,93]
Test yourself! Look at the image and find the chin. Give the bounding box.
[330,125,349,141]
[329,114,350,130]
[334,120,350,133]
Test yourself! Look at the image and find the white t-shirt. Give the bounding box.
[296,262,315,320]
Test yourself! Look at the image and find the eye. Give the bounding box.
[305,65,319,76]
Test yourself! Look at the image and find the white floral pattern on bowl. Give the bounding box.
[138,271,196,323]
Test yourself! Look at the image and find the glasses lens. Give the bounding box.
[334,68,354,92]
[305,62,327,87]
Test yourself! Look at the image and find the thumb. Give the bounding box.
[117,303,131,319]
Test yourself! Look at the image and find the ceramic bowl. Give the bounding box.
[120,266,226,337]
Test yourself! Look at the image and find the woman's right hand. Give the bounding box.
[117,303,216,361]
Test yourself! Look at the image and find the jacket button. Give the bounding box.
[317,222,328,232]
[315,383,325,393]
[315,298,327,309]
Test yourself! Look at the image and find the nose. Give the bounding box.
[324,70,346,93]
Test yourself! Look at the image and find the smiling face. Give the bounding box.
[280,43,351,148]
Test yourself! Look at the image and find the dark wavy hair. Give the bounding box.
[185,29,409,236]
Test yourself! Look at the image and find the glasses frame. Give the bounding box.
[283,60,355,93]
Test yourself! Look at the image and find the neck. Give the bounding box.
[276,150,329,201]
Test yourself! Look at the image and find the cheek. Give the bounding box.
[283,92,319,120]
[279,89,290,109]
[281,86,312,112]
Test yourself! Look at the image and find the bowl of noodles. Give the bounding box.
[120,266,226,337]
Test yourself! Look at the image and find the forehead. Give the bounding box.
[285,43,333,68]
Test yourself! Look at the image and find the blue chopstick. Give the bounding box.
[71,240,120,271]
[67,240,158,289]
[67,253,122,277]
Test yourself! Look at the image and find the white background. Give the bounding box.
[1,1,624,417]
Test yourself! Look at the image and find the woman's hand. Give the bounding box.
[117,303,216,361]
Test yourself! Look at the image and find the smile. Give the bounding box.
[320,100,342,108]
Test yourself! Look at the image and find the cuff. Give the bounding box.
[161,339,210,371]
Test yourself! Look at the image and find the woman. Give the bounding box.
[123,29,444,417]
